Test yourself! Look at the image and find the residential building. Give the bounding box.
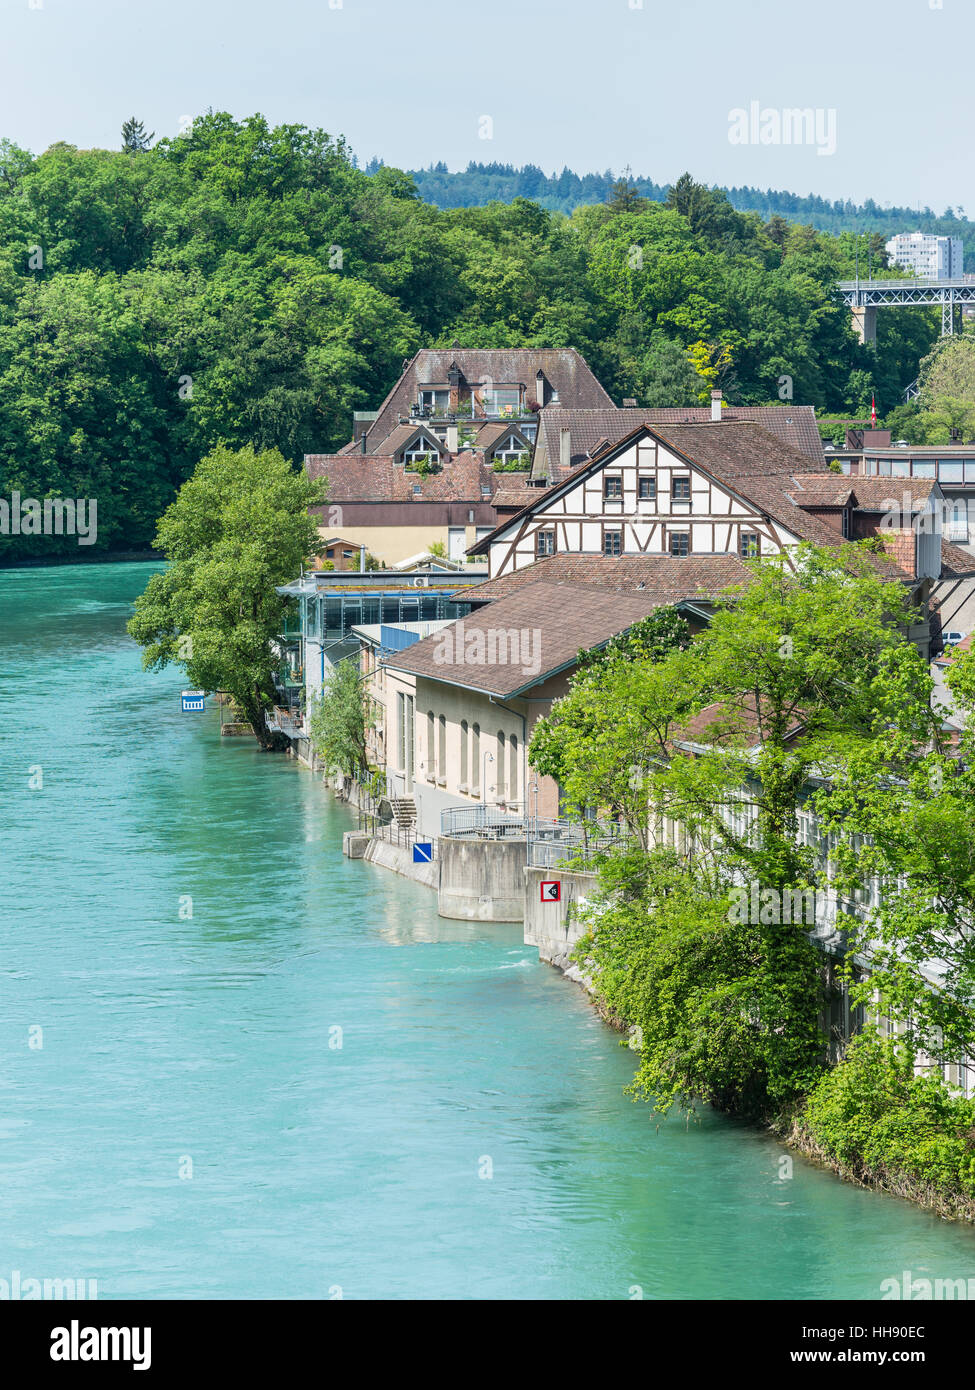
[369,555,756,838]
[304,348,614,565]
[528,395,825,485]
[468,419,957,654]
[885,231,965,280]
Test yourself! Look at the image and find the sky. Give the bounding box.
[0,0,969,213]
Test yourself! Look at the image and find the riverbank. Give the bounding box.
[6,559,975,1297]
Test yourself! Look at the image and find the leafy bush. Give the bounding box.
[801,1033,975,1200]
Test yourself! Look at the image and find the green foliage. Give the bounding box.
[801,1034,975,1203]
[574,850,826,1118]
[575,605,691,672]
[126,443,324,747]
[308,656,370,776]
[0,132,943,558]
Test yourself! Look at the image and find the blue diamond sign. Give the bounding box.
[181,690,205,713]
[413,842,433,863]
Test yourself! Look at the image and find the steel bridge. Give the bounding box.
[838,277,975,339]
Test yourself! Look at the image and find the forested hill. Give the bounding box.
[0,116,942,559]
[402,161,975,263]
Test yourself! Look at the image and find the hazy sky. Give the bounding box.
[0,0,968,212]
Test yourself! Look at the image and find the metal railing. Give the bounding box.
[440,803,526,838]
[526,817,628,869]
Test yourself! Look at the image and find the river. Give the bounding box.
[2,561,974,1299]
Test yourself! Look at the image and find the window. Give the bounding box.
[497,732,506,800]
[471,723,480,794]
[939,461,964,483]
[912,461,936,479]
[403,441,438,465]
[669,532,690,557]
[604,476,623,499]
[419,388,449,413]
[494,433,529,466]
[325,548,334,558]
[638,477,656,500]
[672,477,691,501]
[481,386,521,414]
[438,715,447,784]
[603,530,622,556]
[509,734,518,807]
[740,532,760,558]
[842,508,850,538]
[427,710,436,780]
[460,720,469,788]
[536,529,556,557]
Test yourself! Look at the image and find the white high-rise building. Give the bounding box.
[885,231,964,280]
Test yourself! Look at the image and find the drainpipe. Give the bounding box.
[489,694,528,822]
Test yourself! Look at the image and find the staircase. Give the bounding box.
[387,797,417,830]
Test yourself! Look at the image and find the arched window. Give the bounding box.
[427,710,435,779]
[472,724,480,795]
[438,715,447,783]
[509,734,518,806]
[497,732,506,800]
[460,720,469,788]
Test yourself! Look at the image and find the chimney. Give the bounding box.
[446,422,458,453]
[560,428,571,472]
[360,432,367,454]
[359,545,366,571]
[535,369,546,408]
[710,390,723,423]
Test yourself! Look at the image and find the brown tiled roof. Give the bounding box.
[845,477,940,512]
[940,541,975,578]
[473,422,848,556]
[306,453,511,503]
[454,553,755,605]
[360,349,614,452]
[678,694,805,750]
[382,581,668,696]
[786,475,856,508]
[533,405,824,480]
[492,484,545,511]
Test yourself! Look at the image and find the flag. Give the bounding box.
[871,394,877,426]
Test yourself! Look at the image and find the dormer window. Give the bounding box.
[493,432,530,466]
[402,439,440,467]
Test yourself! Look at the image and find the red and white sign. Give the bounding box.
[540,880,561,902]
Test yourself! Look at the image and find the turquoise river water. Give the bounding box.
[2,561,975,1299]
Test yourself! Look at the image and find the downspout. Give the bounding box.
[489,694,528,818]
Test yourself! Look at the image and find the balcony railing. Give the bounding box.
[440,803,525,838]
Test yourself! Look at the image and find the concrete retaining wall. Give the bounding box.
[437,836,526,922]
[362,837,439,891]
[523,865,598,974]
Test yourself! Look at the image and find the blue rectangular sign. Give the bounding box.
[412,842,433,863]
[181,691,205,712]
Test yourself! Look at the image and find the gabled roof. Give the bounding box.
[382,580,669,697]
[469,422,850,556]
[532,404,824,480]
[358,349,614,452]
